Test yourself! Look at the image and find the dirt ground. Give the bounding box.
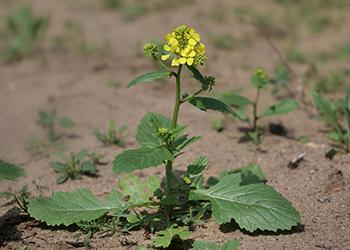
[0,0,350,249]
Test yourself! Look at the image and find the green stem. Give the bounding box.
[171,65,182,129]
[180,88,204,104]
[165,65,182,225]
[252,88,261,132]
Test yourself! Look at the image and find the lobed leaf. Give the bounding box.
[191,174,300,232]
[28,189,124,226]
[153,224,191,248]
[113,146,173,174]
[260,99,299,118]
[127,71,172,88]
[0,160,26,181]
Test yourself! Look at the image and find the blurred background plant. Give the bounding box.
[0,6,49,62]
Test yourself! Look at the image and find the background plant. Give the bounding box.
[0,6,49,62]
[94,120,127,146]
[313,89,350,152]
[27,25,300,248]
[215,68,299,144]
[50,150,98,184]
[37,110,75,142]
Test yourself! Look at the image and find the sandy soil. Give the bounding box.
[0,0,350,249]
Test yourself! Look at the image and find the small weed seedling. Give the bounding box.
[37,110,75,142]
[50,150,99,184]
[1,6,49,62]
[215,69,299,144]
[313,89,350,153]
[28,25,300,248]
[0,160,30,212]
[94,120,127,146]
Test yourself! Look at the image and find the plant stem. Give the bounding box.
[171,65,182,129]
[165,65,182,225]
[252,88,261,132]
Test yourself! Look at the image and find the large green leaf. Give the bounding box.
[260,99,299,118]
[28,189,124,226]
[153,224,191,248]
[191,174,300,232]
[193,239,239,250]
[127,71,172,88]
[113,147,173,174]
[189,96,237,117]
[136,112,172,148]
[0,160,26,181]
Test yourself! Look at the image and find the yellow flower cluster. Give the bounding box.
[161,25,206,67]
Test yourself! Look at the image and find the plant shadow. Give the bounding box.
[219,220,304,236]
[0,207,28,246]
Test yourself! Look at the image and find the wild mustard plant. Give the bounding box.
[28,25,300,248]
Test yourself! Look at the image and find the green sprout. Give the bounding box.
[27,25,300,249]
[313,89,350,152]
[37,110,75,142]
[216,68,299,144]
[93,120,127,146]
[50,150,98,184]
[1,6,49,62]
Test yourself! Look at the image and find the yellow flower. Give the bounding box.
[161,25,207,67]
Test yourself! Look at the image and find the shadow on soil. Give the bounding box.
[220,220,305,236]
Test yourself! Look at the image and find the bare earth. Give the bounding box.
[0,0,349,249]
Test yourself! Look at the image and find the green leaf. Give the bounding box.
[56,174,68,184]
[50,161,66,173]
[208,163,266,187]
[217,92,251,108]
[59,117,75,128]
[118,174,160,204]
[193,239,239,250]
[191,174,300,232]
[187,65,214,90]
[0,160,26,181]
[28,189,124,226]
[312,93,342,132]
[222,239,240,250]
[187,156,208,176]
[136,112,172,148]
[260,99,299,118]
[175,135,201,152]
[147,175,161,193]
[127,71,171,88]
[113,146,173,174]
[80,161,97,175]
[153,224,191,248]
[189,96,237,117]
